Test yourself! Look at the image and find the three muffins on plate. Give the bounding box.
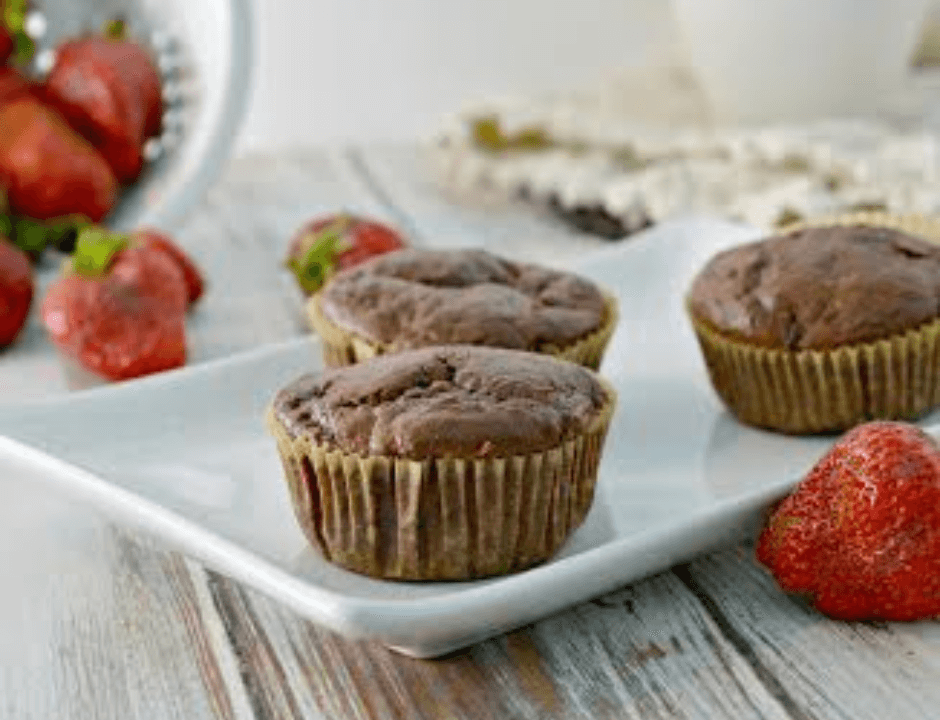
[271,210,940,579]
[687,212,940,434]
[268,247,619,580]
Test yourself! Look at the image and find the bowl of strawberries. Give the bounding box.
[0,0,248,385]
[0,0,252,236]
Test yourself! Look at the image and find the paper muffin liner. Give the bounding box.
[776,210,940,240]
[306,289,619,372]
[265,380,617,580]
[689,212,940,434]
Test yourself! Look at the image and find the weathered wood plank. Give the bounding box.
[0,476,251,720]
[683,545,940,720]
[203,571,796,720]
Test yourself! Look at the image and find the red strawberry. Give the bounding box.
[757,421,940,621]
[106,243,188,317]
[0,235,32,345]
[133,228,204,306]
[285,213,407,295]
[0,27,12,65]
[0,97,118,222]
[41,228,188,381]
[43,30,163,184]
[0,66,30,106]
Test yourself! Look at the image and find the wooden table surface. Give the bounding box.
[3,145,940,720]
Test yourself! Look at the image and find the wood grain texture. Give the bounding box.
[683,545,940,720]
[0,484,250,720]
[202,571,796,720]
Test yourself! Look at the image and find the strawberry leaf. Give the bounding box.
[287,217,353,294]
[104,17,127,40]
[73,227,128,276]
[45,214,92,253]
[3,0,34,64]
[12,217,47,259]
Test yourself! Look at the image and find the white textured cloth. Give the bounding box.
[430,66,940,230]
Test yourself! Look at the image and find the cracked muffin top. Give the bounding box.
[270,345,611,459]
[316,248,608,351]
[686,225,940,350]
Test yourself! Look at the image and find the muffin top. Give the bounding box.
[687,225,940,350]
[316,248,608,351]
[271,345,611,459]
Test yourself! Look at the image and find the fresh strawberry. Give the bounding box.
[285,213,407,295]
[43,25,163,184]
[0,97,118,222]
[0,26,12,65]
[41,228,188,381]
[133,228,204,306]
[0,66,30,106]
[757,421,940,621]
[0,235,32,345]
[106,243,189,317]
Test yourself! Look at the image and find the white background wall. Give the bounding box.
[234,0,676,155]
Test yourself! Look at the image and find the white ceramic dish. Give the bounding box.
[1,216,936,658]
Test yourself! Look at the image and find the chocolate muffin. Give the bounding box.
[306,248,618,370]
[687,213,940,433]
[266,345,616,580]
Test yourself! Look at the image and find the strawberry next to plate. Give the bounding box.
[757,420,940,621]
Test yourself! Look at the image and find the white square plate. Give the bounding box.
[0,216,927,657]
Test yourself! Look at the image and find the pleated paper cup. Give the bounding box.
[265,380,617,581]
[690,313,940,434]
[689,212,940,434]
[776,210,940,240]
[306,290,619,372]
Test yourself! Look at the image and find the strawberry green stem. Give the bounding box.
[287,216,353,294]
[0,213,91,260]
[12,217,46,258]
[3,0,34,64]
[104,17,127,40]
[72,227,128,277]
